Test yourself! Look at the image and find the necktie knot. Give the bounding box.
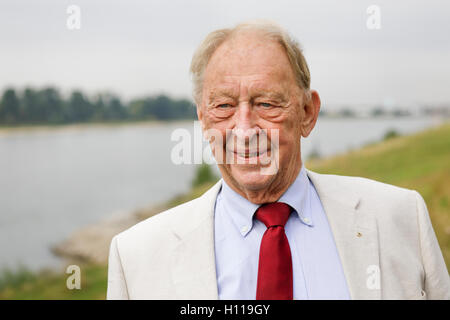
[255,202,292,228]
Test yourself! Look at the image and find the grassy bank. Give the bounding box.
[307,122,450,266]
[0,122,448,299]
[0,265,107,300]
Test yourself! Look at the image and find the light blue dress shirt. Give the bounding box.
[214,166,351,299]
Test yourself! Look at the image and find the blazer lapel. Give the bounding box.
[307,170,381,299]
[170,180,223,299]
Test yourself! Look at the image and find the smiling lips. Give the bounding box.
[235,149,266,158]
[223,131,273,162]
[226,147,270,160]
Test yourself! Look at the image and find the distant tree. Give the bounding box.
[65,91,94,122]
[153,95,172,120]
[392,109,411,117]
[173,99,197,119]
[0,87,198,125]
[340,108,355,118]
[129,95,196,121]
[22,88,39,122]
[371,107,385,117]
[105,97,127,120]
[0,88,20,123]
[128,97,156,120]
[91,94,106,121]
[39,88,64,123]
[128,99,145,120]
[141,97,158,119]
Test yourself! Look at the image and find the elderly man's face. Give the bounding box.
[198,32,319,202]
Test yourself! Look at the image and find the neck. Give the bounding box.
[222,160,303,205]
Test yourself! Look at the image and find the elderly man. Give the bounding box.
[107,21,450,300]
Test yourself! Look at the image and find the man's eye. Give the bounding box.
[218,104,232,108]
[259,103,272,108]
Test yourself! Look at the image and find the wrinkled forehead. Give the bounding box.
[205,82,290,104]
[202,32,297,90]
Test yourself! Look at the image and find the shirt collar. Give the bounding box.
[219,165,313,237]
[278,165,313,227]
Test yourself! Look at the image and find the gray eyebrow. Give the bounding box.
[251,91,287,102]
[207,90,238,101]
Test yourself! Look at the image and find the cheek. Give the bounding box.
[265,110,300,138]
[204,110,230,127]
[202,122,228,151]
[282,109,303,141]
[203,113,236,144]
[267,122,301,154]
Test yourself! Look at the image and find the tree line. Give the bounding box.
[0,87,197,125]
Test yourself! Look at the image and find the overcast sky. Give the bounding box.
[1,0,449,109]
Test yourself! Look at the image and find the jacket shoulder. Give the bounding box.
[112,179,222,253]
[307,170,421,223]
[309,170,418,200]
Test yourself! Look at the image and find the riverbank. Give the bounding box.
[51,183,215,265]
[0,122,449,299]
[0,119,194,135]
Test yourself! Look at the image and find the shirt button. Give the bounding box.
[303,217,310,223]
[241,226,248,233]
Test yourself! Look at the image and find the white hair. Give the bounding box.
[189,20,311,104]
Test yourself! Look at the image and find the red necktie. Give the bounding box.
[255,202,293,300]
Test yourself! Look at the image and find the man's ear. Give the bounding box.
[300,90,321,138]
[196,103,203,122]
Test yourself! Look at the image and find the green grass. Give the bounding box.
[0,264,107,300]
[307,122,450,269]
[0,122,448,299]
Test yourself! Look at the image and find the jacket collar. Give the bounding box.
[306,169,381,299]
[170,180,222,299]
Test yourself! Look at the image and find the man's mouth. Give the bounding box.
[234,149,266,158]
[225,147,270,163]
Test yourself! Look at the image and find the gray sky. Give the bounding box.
[1,0,449,109]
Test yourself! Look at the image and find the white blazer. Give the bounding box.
[107,169,450,300]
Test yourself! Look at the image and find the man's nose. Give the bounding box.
[233,103,259,143]
[234,102,257,130]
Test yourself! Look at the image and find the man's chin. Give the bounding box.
[229,166,276,192]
